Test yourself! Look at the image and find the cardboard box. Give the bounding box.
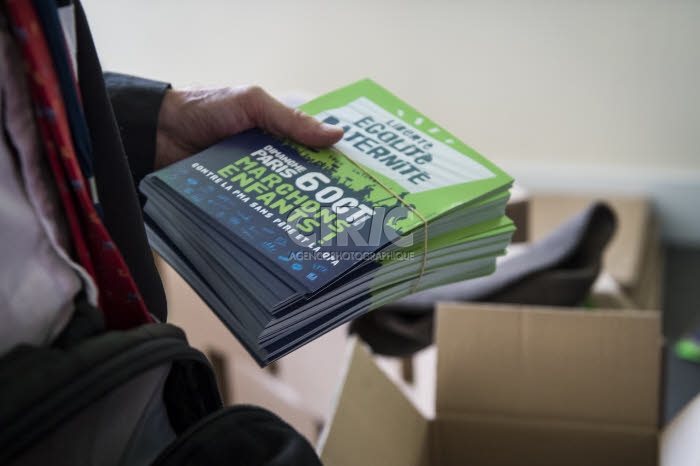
[529,194,664,310]
[319,303,697,466]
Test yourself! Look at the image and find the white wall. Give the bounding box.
[82,0,700,243]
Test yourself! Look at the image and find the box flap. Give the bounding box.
[435,303,662,428]
[530,194,651,288]
[432,413,656,466]
[661,393,700,466]
[627,212,664,309]
[319,338,430,466]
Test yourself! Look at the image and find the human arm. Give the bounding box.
[104,73,343,188]
[154,85,343,169]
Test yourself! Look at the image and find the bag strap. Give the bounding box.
[0,306,222,463]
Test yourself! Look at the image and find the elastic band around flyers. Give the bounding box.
[334,150,428,294]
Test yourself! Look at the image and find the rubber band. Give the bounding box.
[335,150,429,293]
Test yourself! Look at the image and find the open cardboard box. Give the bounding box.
[320,303,698,465]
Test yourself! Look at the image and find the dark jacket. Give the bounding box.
[74,1,168,321]
[0,5,324,465]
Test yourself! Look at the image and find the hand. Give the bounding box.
[155,85,344,169]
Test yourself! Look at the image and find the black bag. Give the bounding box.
[0,303,321,466]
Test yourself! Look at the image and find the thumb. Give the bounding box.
[246,86,344,148]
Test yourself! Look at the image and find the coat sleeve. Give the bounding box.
[75,1,167,322]
[103,72,171,189]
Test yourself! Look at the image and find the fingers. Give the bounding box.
[242,86,344,148]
